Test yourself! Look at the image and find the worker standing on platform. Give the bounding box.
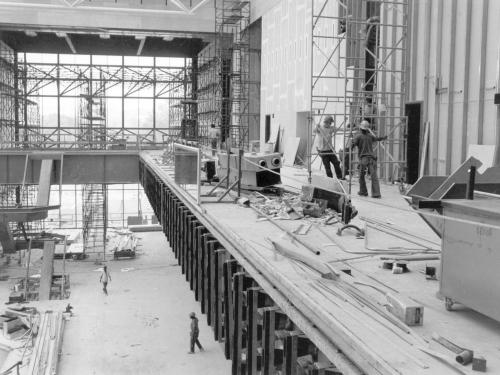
[99,265,111,295]
[188,312,203,354]
[316,115,343,179]
[351,120,387,198]
[208,123,219,157]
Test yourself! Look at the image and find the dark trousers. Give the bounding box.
[102,282,108,295]
[359,156,381,197]
[190,333,202,352]
[210,139,217,156]
[319,150,342,179]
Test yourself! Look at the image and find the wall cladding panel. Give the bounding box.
[410,0,500,174]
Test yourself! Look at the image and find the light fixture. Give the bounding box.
[25,30,37,37]
[163,35,174,42]
[99,34,111,39]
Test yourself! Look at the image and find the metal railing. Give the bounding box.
[0,127,180,150]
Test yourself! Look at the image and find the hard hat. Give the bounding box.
[359,120,370,130]
[324,115,334,123]
[189,312,196,318]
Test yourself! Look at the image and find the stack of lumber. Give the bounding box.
[27,311,65,375]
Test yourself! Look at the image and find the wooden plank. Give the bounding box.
[194,225,206,302]
[197,230,210,310]
[214,249,226,341]
[283,331,302,375]
[205,239,218,325]
[188,220,201,290]
[232,272,245,375]
[246,287,263,375]
[224,258,238,359]
[39,240,55,300]
[36,159,53,206]
[262,306,280,375]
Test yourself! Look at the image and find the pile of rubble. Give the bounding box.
[250,192,339,224]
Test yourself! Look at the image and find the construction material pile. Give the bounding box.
[250,192,338,223]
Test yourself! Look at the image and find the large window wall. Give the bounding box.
[17,52,192,148]
[47,184,154,229]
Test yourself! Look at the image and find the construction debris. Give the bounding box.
[432,333,474,366]
[250,192,338,223]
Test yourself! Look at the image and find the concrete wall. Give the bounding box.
[409,0,500,175]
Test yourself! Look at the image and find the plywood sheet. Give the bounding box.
[39,240,55,301]
[283,137,301,166]
[467,144,497,173]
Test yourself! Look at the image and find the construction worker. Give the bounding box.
[99,265,111,295]
[188,312,203,354]
[351,120,387,198]
[207,123,219,156]
[316,115,343,179]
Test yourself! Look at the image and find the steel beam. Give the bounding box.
[0,151,139,184]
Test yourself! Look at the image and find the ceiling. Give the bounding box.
[0,28,210,57]
[0,0,216,56]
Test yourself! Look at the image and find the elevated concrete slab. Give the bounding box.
[0,151,139,185]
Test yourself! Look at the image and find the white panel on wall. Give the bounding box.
[450,0,468,170]
[482,0,500,145]
[466,1,484,147]
[411,0,500,174]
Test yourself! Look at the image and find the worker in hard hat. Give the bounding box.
[351,120,387,198]
[315,115,343,179]
[188,312,203,354]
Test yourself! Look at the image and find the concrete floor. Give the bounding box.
[56,231,231,375]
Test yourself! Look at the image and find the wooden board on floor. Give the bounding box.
[283,137,301,166]
[39,240,55,300]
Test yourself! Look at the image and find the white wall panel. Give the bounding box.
[483,0,500,144]
[410,0,500,173]
[260,0,313,148]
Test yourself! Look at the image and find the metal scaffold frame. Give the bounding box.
[0,41,44,238]
[3,53,192,149]
[310,0,408,188]
[79,70,107,260]
[215,0,252,150]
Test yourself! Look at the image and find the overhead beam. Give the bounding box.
[0,1,215,33]
[170,0,191,13]
[0,151,140,185]
[64,34,76,54]
[0,1,184,14]
[55,32,76,54]
[136,36,146,56]
[190,0,211,13]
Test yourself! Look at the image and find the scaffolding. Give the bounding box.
[214,0,252,149]
[79,73,107,259]
[167,59,197,141]
[310,0,408,186]
[0,41,44,240]
[9,54,188,149]
[0,43,41,149]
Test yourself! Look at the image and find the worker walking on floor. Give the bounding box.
[188,312,203,354]
[100,265,111,295]
[316,115,343,179]
[351,120,387,198]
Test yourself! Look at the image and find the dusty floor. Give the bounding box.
[54,231,231,375]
